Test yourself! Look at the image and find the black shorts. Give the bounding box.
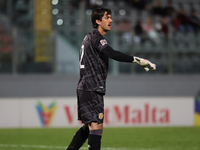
[77,90,104,124]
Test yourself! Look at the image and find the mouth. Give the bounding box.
[108,24,112,28]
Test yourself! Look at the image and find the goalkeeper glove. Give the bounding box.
[133,56,156,72]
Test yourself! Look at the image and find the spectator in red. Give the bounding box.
[154,17,169,38]
[158,17,169,37]
[174,8,193,32]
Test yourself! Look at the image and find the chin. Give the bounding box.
[106,28,111,32]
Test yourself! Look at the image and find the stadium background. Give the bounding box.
[0,0,200,149]
[0,0,200,125]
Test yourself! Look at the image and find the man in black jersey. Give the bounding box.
[66,8,156,150]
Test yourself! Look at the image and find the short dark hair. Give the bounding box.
[91,8,112,29]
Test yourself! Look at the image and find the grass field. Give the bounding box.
[0,127,200,150]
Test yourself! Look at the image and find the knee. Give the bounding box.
[89,122,103,130]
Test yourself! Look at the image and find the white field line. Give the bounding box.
[0,144,132,150]
[0,144,198,150]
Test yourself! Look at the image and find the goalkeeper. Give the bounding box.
[66,8,156,150]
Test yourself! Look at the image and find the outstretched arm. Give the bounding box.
[102,45,156,71]
[102,45,134,62]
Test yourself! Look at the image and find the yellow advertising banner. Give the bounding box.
[34,0,52,62]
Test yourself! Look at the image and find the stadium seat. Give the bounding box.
[188,43,197,52]
[133,43,142,52]
[143,41,153,52]
[173,32,185,43]
[191,55,200,73]
[176,42,187,52]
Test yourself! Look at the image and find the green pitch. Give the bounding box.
[0,127,200,150]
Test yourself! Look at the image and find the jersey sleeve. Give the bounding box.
[102,45,134,62]
[97,38,109,52]
[92,31,109,53]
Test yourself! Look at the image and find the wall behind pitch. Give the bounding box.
[0,75,200,97]
[0,97,195,128]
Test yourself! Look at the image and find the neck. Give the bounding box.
[97,27,106,36]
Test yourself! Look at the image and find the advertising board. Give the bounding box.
[0,97,195,128]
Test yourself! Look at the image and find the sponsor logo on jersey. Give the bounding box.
[100,39,107,46]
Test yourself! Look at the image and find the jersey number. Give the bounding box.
[80,45,85,69]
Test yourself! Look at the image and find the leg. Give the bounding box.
[66,123,89,150]
[74,90,104,150]
[88,122,103,150]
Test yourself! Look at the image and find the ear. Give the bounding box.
[96,19,101,25]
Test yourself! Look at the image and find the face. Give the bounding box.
[96,12,113,34]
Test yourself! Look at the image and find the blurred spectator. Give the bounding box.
[131,0,153,10]
[142,17,160,43]
[134,20,145,43]
[68,0,80,8]
[189,9,200,33]
[0,0,6,14]
[131,0,145,10]
[163,0,176,18]
[145,0,153,5]
[151,0,164,16]
[0,24,13,53]
[116,19,133,44]
[85,0,104,9]
[160,17,169,36]
[12,0,19,8]
[155,17,169,37]
[117,19,132,32]
[173,8,193,32]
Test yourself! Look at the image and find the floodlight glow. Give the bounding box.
[96,0,103,5]
[57,19,63,25]
[119,9,126,15]
[52,8,59,15]
[52,0,58,5]
[86,9,92,15]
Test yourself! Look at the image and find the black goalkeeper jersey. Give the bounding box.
[77,29,109,94]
